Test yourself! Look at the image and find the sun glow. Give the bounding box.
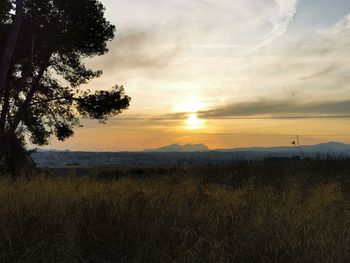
[174,96,206,130]
[186,113,204,130]
[174,96,204,113]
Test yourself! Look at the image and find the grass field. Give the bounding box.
[1,158,350,262]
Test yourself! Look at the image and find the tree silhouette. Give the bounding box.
[0,0,130,173]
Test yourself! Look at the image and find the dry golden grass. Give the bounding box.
[0,169,349,262]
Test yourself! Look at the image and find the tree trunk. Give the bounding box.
[0,88,10,133]
[0,135,6,169]
[0,134,11,172]
[0,133,35,175]
[8,65,47,135]
[0,0,24,100]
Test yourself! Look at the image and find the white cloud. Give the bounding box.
[255,0,298,50]
[317,14,350,36]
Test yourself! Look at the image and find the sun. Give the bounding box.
[186,113,204,130]
[174,96,206,130]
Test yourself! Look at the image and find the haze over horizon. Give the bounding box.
[44,0,350,151]
[41,141,350,153]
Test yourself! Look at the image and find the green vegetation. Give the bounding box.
[1,159,350,262]
[0,0,130,173]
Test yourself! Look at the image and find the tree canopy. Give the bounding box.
[0,0,131,173]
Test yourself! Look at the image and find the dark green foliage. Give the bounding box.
[0,0,130,171]
[54,123,74,141]
[77,85,130,121]
[0,0,12,25]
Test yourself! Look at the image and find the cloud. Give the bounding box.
[317,14,350,36]
[93,1,350,118]
[306,13,350,57]
[299,65,338,80]
[221,12,350,105]
[199,99,350,118]
[88,30,181,74]
[254,0,298,50]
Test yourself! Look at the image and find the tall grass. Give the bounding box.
[0,164,350,262]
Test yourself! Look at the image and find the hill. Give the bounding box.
[218,141,350,153]
[145,141,350,154]
[145,143,209,152]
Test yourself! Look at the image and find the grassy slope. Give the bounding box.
[0,159,350,262]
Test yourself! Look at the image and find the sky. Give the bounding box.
[48,0,350,151]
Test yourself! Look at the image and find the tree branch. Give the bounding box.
[29,96,83,106]
[8,66,47,135]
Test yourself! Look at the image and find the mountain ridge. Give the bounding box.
[145,141,350,153]
[145,143,209,152]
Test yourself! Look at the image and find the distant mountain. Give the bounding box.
[145,141,350,154]
[217,142,350,154]
[145,143,209,152]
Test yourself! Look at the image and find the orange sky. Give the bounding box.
[47,118,350,151]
